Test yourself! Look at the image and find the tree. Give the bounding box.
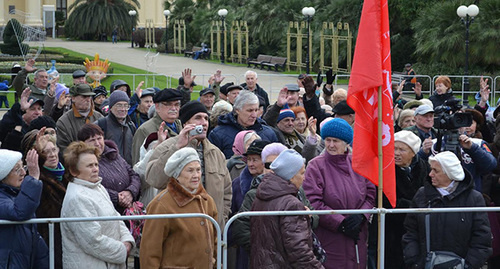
[0,19,30,56]
[65,0,140,40]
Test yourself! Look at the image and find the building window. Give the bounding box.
[56,0,67,18]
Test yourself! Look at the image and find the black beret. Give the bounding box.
[332,100,355,115]
[227,85,244,93]
[153,88,183,103]
[220,82,234,95]
[72,70,86,78]
[200,88,215,96]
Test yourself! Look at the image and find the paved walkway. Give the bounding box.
[41,38,299,101]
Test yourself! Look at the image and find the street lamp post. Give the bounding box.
[457,4,479,107]
[163,10,171,54]
[302,7,315,74]
[218,9,228,64]
[128,10,137,48]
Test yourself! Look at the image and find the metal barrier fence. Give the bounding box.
[2,207,500,269]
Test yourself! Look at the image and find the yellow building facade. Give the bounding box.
[0,0,168,28]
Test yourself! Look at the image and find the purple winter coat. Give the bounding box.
[99,140,141,214]
[303,152,376,269]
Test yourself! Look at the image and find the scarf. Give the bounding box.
[43,162,65,181]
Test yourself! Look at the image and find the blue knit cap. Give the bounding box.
[320,118,353,143]
[277,104,296,123]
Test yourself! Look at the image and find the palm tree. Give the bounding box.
[65,0,140,40]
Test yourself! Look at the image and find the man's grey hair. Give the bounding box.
[233,90,259,111]
[244,70,258,79]
[34,69,47,78]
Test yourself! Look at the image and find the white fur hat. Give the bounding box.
[164,147,200,179]
[429,151,465,181]
[0,149,22,180]
[394,130,421,154]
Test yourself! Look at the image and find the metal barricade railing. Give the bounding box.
[0,213,221,269]
[494,76,500,106]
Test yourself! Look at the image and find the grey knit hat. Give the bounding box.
[164,147,201,179]
[270,149,305,181]
[108,90,130,109]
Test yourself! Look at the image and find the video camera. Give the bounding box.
[433,99,472,154]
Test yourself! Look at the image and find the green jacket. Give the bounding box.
[13,68,48,101]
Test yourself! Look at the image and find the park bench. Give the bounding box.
[247,54,272,69]
[184,46,211,59]
[262,56,287,72]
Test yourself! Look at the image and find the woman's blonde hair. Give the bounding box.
[63,141,100,182]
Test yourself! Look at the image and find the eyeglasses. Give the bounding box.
[14,165,28,175]
[160,101,181,108]
[114,104,131,109]
[42,147,59,155]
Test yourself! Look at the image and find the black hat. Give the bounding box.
[28,96,45,108]
[70,83,95,97]
[110,79,131,94]
[227,85,243,93]
[179,100,209,125]
[153,88,183,103]
[220,82,234,95]
[93,85,107,100]
[72,70,86,79]
[28,115,56,132]
[332,100,355,115]
[141,88,156,98]
[285,84,300,91]
[244,140,270,156]
[200,88,215,96]
[179,77,197,87]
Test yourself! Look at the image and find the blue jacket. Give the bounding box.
[0,176,49,269]
[208,112,278,159]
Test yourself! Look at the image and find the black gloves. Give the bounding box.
[316,71,323,88]
[338,214,365,240]
[303,76,317,99]
[326,68,336,85]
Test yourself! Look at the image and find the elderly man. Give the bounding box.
[131,88,183,164]
[199,88,216,112]
[0,88,43,151]
[404,105,437,142]
[240,70,270,109]
[226,85,243,105]
[263,84,302,127]
[130,87,155,127]
[13,59,49,101]
[56,84,103,152]
[145,100,232,228]
[332,100,355,126]
[95,91,137,165]
[72,70,87,85]
[209,90,278,159]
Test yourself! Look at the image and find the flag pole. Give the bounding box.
[377,86,385,269]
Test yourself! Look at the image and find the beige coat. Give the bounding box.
[131,113,181,165]
[145,136,232,228]
[140,179,218,269]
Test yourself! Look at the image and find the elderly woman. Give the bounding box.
[383,130,429,268]
[430,75,457,108]
[78,123,141,214]
[227,130,261,179]
[303,118,376,269]
[250,149,324,268]
[396,109,416,132]
[402,151,492,269]
[0,149,49,268]
[140,147,218,269]
[21,128,67,269]
[60,142,134,269]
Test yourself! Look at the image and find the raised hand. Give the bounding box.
[307,116,317,135]
[276,87,290,107]
[135,81,145,98]
[213,69,225,84]
[316,71,323,88]
[58,91,69,109]
[182,68,196,89]
[326,68,335,85]
[26,149,40,180]
[20,87,33,111]
[302,75,317,98]
[156,121,169,146]
[412,82,422,96]
[25,58,37,73]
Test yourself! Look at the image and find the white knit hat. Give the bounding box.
[270,149,305,181]
[394,130,422,154]
[0,149,22,180]
[164,147,201,179]
[429,151,465,181]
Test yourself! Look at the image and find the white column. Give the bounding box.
[0,0,5,26]
[25,0,43,26]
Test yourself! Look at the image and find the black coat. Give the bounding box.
[383,156,429,269]
[402,171,492,268]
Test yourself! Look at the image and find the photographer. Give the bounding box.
[419,100,496,193]
[145,100,232,229]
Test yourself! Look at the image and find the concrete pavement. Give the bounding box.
[41,38,299,101]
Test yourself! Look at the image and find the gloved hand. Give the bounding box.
[326,68,336,85]
[337,220,360,240]
[343,214,365,231]
[316,71,323,88]
[303,75,317,99]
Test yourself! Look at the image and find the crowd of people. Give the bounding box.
[0,58,498,269]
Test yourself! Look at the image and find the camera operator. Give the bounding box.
[404,105,438,142]
[418,101,496,193]
[145,100,232,229]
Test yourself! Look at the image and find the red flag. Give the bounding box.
[346,0,396,207]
